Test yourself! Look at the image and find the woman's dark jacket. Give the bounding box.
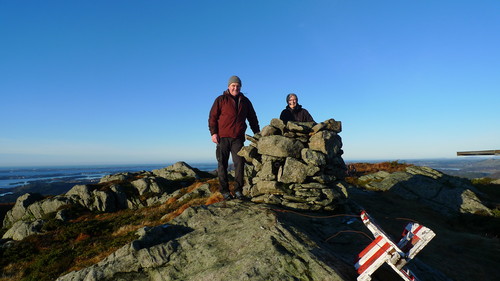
[279,105,315,123]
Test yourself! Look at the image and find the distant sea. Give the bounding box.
[0,163,218,193]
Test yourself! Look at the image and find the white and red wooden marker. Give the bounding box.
[355,210,436,281]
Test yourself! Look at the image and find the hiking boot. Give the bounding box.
[234,191,244,200]
[222,192,232,200]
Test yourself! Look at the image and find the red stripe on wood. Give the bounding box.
[411,225,423,245]
[358,235,384,258]
[361,211,368,222]
[357,242,392,274]
[414,225,423,235]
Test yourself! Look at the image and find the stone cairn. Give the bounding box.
[237,118,348,211]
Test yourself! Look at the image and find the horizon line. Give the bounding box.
[0,156,497,168]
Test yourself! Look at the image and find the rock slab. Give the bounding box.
[57,202,348,281]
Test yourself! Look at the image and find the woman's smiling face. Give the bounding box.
[288,95,297,109]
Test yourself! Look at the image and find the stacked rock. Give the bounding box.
[237,118,348,211]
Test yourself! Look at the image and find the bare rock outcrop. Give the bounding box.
[2,193,44,229]
[356,166,492,216]
[2,162,215,241]
[57,201,350,281]
[152,161,211,180]
[2,219,45,241]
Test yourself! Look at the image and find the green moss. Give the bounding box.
[492,208,500,218]
[471,177,495,185]
[0,239,39,266]
[23,247,74,281]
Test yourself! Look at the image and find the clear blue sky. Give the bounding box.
[1,0,499,166]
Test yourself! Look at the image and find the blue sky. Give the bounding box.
[1,0,499,166]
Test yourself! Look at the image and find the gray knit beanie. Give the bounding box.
[228,75,242,87]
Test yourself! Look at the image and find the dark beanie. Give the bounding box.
[228,75,242,87]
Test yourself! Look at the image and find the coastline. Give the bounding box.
[0,163,218,203]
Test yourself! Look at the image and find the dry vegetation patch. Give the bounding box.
[0,179,222,281]
[348,161,412,176]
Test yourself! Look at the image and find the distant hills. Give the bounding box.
[345,158,500,179]
[404,158,500,179]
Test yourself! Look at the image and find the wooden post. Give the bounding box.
[457,150,500,156]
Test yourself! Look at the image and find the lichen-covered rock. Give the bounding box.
[257,161,278,181]
[269,118,286,133]
[250,181,284,197]
[286,121,315,133]
[312,119,342,133]
[2,219,45,241]
[301,148,327,166]
[458,189,492,215]
[406,165,443,179]
[257,135,305,158]
[99,173,134,183]
[26,196,74,220]
[152,161,200,180]
[66,184,95,207]
[131,177,166,195]
[279,157,308,184]
[245,133,260,145]
[3,193,73,231]
[237,145,259,163]
[92,190,117,212]
[175,183,211,206]
[2,193,44,228]
[312,174,337,184]
[260,125,280,136]
[358,171,391,182]
[356,166,492,216]
[66,185,116,212]
[309,130,342,159]
[251,194,283,204]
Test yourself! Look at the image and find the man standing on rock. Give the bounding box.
[209,75,260,200]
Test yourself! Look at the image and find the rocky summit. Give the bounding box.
[0,119,499,281]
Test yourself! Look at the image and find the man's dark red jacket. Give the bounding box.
[209,90,260,139]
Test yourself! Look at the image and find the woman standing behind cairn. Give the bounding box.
[279,93,315,123]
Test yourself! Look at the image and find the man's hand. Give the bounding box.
[211,134,220,144]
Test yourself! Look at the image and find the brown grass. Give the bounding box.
[347,161,412,177]
[186,181,204,193]
[206,192,224,205]
[0,262,27,281]
[165,197,177,205]
[112,223,145,237]
[74,233,90,242]
[68,246,122,272]
[344,161,413,186]
[162,201,200,222]
[206,179,222,193]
